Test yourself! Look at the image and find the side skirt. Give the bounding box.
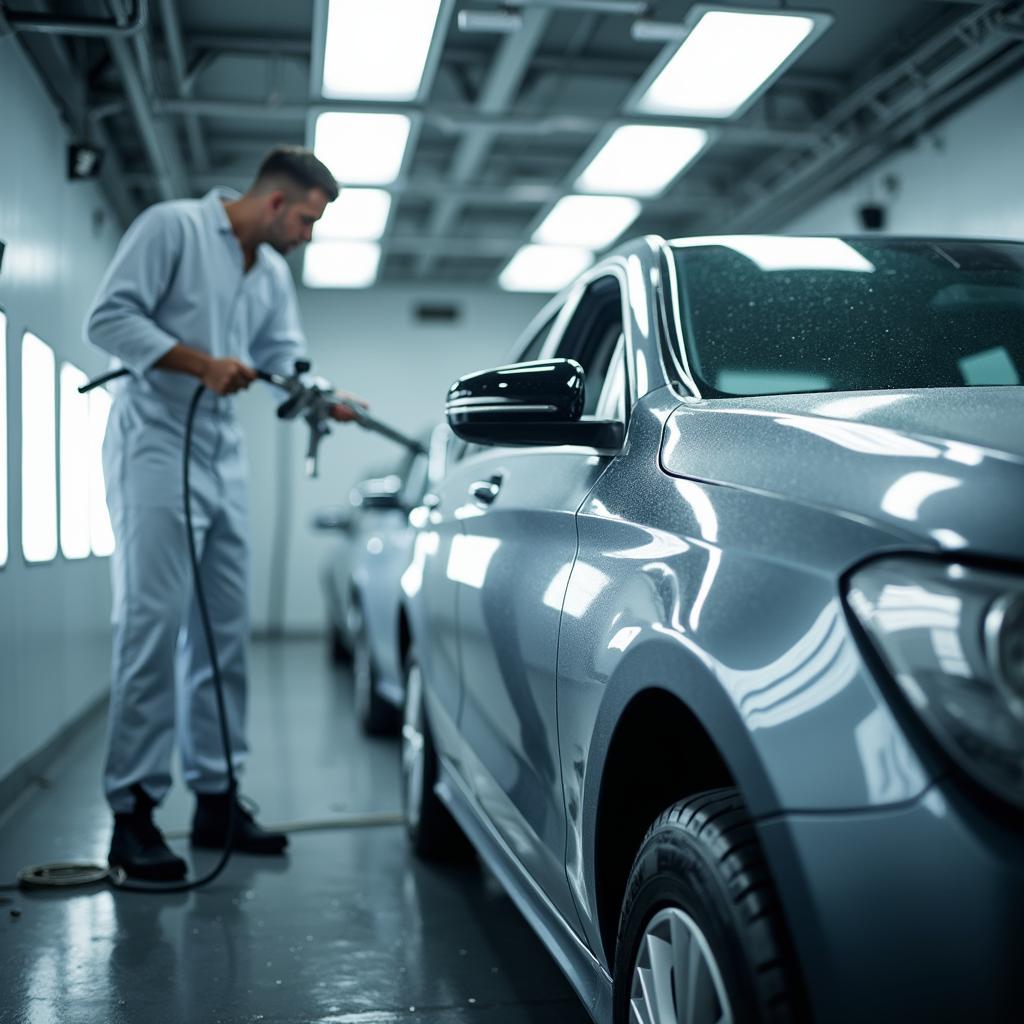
[436,760,614,1023]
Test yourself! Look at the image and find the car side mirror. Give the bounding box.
[312,506,352,532]
[446,358,623,449]
[350,474,404,510]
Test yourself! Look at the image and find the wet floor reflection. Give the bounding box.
[0,640,592,1023]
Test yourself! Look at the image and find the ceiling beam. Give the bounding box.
[152,97,820,147]
[720,1,1024,232]
[415,6,554,275]
[121,170,725,209]
[157,0,209,171]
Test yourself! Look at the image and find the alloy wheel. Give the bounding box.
[629,907,733,1024]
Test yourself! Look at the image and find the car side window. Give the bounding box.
[595,333,627,422]
[517,314,556,363]
[553,276,625,416]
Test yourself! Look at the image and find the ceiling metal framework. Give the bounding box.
[4,0,1024,285]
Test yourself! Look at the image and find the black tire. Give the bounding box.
[613,788,803,1024]
[401,647,472,862]
[352,603,400,736]
[329,623,351,665]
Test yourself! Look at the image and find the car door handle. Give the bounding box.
[469,477,502,506]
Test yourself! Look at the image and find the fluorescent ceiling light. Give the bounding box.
[499,245,594,293]
[322,0,442,101]
[533,195,642,250]
[314,112,411,186]
[315,189,392,241]
[576,125,709,198]
[303,241,382,289]
[637,10,818,119]
[712,236,876,273]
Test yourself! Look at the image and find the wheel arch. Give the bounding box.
[581,640,778,971]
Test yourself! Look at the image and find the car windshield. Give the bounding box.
[670,237,1024,397]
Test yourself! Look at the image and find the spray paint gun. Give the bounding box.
[256,360,426,477]
[80,359,426,477]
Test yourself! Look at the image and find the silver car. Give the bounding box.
[398,235,1024,1023]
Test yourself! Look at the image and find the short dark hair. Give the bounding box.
[253,146,339,202]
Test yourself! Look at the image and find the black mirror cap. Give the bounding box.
[447,358,585,426]
[446,358,623,450]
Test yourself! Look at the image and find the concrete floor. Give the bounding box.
[0,639,592,1024]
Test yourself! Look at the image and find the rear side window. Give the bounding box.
[555,276,625,415]
[518,314,556,363]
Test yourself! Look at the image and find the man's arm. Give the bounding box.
[84,204,185,376]
[155,344,256,396]
[85,204,256,396]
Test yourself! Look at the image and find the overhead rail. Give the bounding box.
[721,0,1024,232]
[0,0,146,38]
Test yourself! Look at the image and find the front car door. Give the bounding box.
[453,269,634,927]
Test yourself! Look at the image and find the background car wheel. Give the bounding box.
[329,623,351,665]
[401,648,472,862]
[613,788,803,1024]
[352,602,399,736]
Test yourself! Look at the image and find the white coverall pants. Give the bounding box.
[102,388,250,813]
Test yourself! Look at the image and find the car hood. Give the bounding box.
[661,386,1024,559]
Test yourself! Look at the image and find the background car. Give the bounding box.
[348,424,453,735]
[397,234,1024,1023]
[316,451,423,665]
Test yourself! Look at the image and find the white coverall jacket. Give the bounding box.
[84,188,306,812]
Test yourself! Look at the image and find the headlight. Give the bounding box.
[847,558,1024,809]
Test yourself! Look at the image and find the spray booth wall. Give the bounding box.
[0,35,122,789]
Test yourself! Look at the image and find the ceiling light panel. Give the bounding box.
[635,7,830,119]
[533,195,642,250]
[499,245,594,293]
[303,241,382,289]
[314,112,411,185]
[575,125,710,198]
[314,189,392,241]
[321,0,443,101]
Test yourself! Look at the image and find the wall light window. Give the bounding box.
[0,310,7,568]
[60,363,91,559]
[89,387,115,557]
[22,332,57,563]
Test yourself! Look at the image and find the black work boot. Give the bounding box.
[108,784,188,881]
[191,790,288,855]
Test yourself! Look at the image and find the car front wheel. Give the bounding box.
[613,788,802,1024]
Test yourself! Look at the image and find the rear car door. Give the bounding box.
[453,273,630,925]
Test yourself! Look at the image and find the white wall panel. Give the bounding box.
[0,36,121,785]
[786,70,1024,238]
